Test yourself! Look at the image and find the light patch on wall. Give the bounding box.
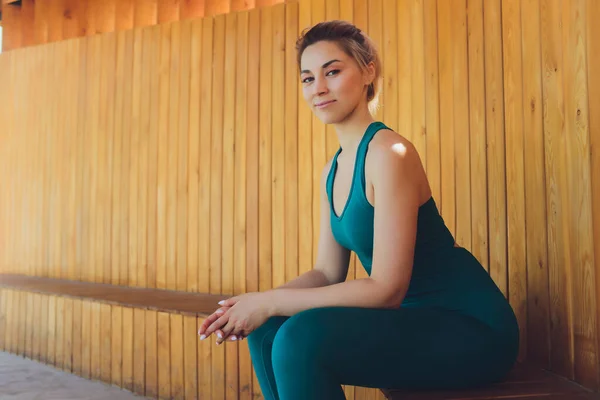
[0,25,3,53]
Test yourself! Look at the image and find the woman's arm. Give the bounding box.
[273,160,352,290]
[270,135,421,316]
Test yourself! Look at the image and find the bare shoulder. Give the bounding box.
[364,128,429,201]
[367,129,421,171]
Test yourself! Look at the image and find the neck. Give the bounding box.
[332,104,376,153]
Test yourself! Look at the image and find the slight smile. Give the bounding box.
[315,100,336,109]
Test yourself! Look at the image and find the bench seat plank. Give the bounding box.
[0,274,226,317]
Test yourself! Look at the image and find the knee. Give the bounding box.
[247,316,287,352]
[271,308,331,368]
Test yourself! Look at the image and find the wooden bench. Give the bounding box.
[0,273,226,318]
[1,274,598,400]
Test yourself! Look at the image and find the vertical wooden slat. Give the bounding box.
[131,308,143,394]
[466,0,489,270]
[211,14,226,398]
[587,0,600,388]
[451,0,471,250]
[436,0,456,236]
[158,311,171,399]
[131,27,144,288]
[324,0,340,162]
[223,11,239,400]
[90,302,101,380]
[147,24,161,290]
[423,0,442,203]
[272,2,286,289]
[540,0,574,379]
[236,10,252,400]
[118,33,133,285]
[177,19,191,293]
[21,0,36,46]
[198,18,213,399]
[112,30,125,286]
[284,0,299,295]
[310,0,325,270]
[156,22,171,290]
[145,309,159,398]
[167,21,181,292]
[97,0,117,34]
[158,0,181,22]
[170,314,185,399]
[81,300,91,379]
[258,5,273,293]
[138,27,150,290]
[184,315,198,399]
[100,304,112,383]
[246,9,262,397]
[72,298,82,376]
[25,290,34,359]
[31,293,41,361]
[181,0,205,19]
[297,0,314,278]
[66,41,79,280]
[502,0,528,362]
[0,290,6,351]
[111,305,123,387]
[2,4,23,51]
[47,0,65,43]
[63,298,73,372]
[33,0,49,45]
[521,0,551,368]
[484,0,508,295]
[561,0,599,388]
[116,0,135,31]
[205,0,230,16]
[47,294,56,365]
[135,0,158,28]
[187,18,202,295]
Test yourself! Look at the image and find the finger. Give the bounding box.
[203,314,230,339]
[218,296,238,308]
[198,309,226,337]
[216,320,237,345]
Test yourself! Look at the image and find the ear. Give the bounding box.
[363,61,376,86]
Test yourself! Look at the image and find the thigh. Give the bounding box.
[277,306,516,390]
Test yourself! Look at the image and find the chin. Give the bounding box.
[315,111,347,125]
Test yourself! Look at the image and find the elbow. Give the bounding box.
[378,283,407,309]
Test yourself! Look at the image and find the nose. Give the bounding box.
[312,75,329,96]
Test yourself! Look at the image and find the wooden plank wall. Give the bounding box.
[0,0,291,52]
[0,0,599,397]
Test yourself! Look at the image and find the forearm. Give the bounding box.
[273,269,331,290]
[270,278,405,317]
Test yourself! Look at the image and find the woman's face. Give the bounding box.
[300,40,368,124]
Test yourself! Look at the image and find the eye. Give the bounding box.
[301,76,314,84]
[326,69,340,76]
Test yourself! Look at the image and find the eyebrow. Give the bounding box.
[301,59,341,74]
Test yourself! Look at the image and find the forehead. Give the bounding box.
[300,41,349,71]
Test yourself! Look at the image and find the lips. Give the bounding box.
[315,100,336,108]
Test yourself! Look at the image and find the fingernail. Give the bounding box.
[217,332,222,339]
[199,334,206,340]
[231,336,237,341]
[216,309,224,314]
[218,300,225,305]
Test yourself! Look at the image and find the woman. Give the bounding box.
[197,20,519,400]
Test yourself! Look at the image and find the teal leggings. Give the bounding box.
[247,306,518,400]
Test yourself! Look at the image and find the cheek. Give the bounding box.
[333,76,363,103]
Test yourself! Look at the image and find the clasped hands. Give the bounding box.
[198,291,276,345]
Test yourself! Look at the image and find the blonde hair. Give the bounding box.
[296,20,382,115]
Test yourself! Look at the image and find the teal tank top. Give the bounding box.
[326,121,455,276]
[325,121,520,342]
